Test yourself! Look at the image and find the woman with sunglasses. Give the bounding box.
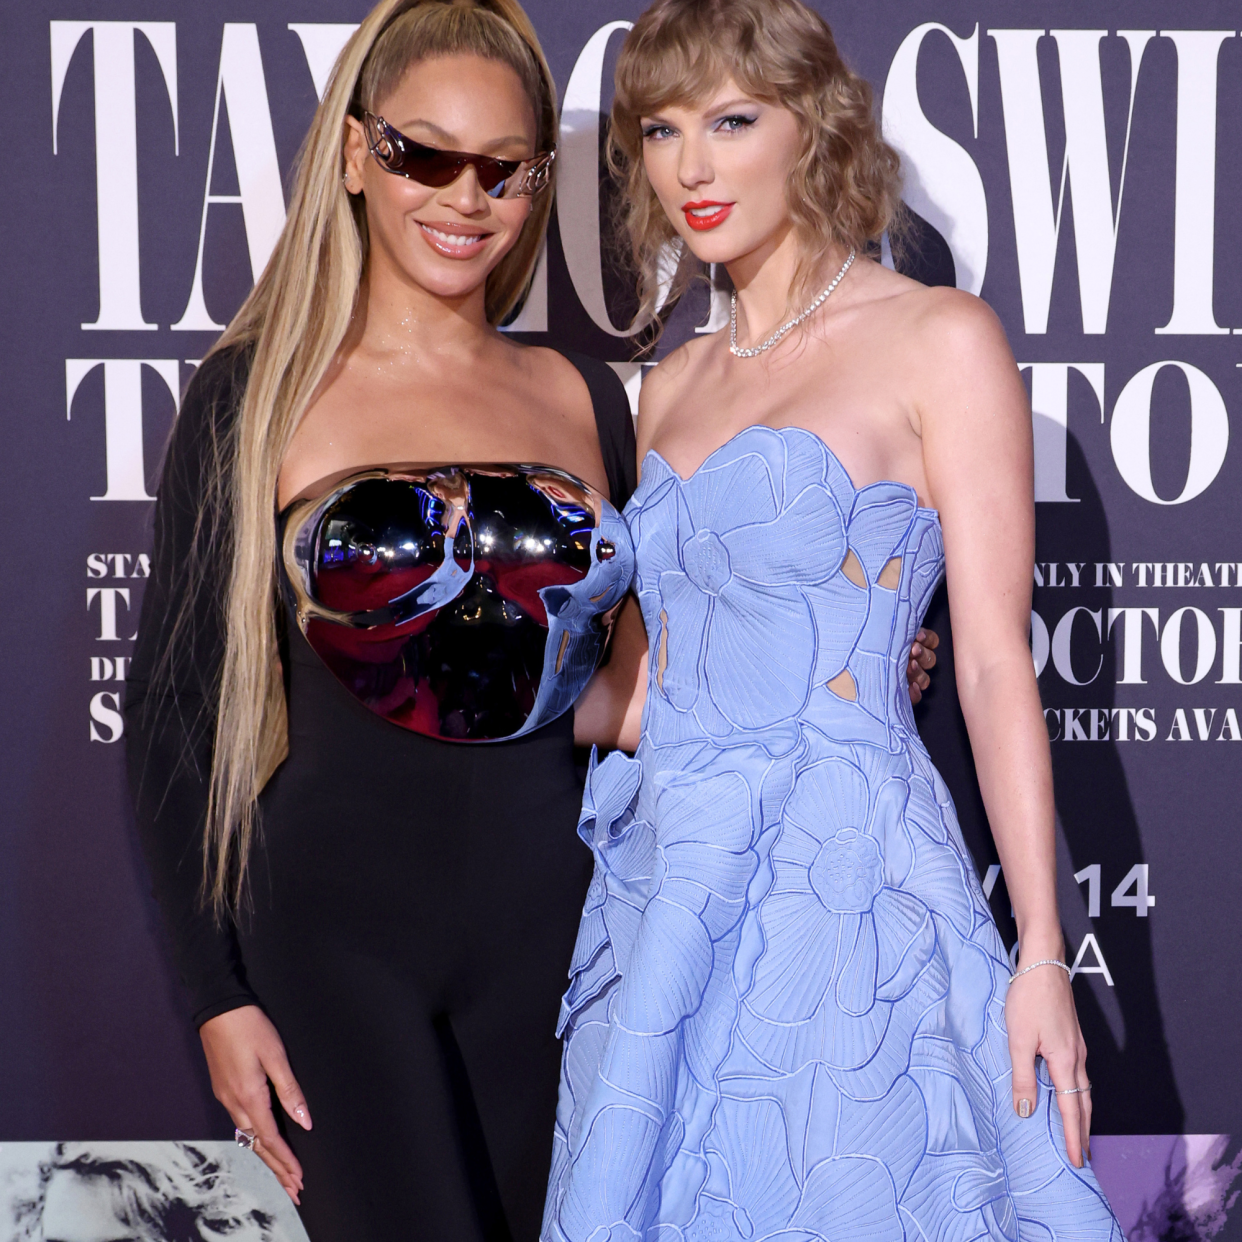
[125,2,642,1238]
[125,1,935,1238]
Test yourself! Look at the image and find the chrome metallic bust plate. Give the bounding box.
[281,464,634,742]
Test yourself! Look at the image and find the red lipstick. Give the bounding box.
[682,200,734,231]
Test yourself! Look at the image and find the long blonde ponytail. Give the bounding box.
[198,0,558,913]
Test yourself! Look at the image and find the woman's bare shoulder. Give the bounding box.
[504,339,606,428]
[849,259,1004,340]
[892,286,1028,451]
[846,275,1016,408]
[894,282,1012,366]
[514,339,589,389]
[636,334,719,450]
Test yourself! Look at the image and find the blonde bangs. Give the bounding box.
[614,22,743,122]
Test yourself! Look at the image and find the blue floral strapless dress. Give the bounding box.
[542,426,1120,1242]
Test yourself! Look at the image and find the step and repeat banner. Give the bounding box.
[1,0,1240,1237]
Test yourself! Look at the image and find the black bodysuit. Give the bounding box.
[125,346,636,1242]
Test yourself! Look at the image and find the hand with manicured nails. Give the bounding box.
[1005,960,1092,1168]
[199,1005,312,1203]
[907,628,939,704]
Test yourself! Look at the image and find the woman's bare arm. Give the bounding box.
[574,595,649,752]
[918,290,1090,1166]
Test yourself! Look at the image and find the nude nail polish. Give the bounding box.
[1018,1098,1032,1119]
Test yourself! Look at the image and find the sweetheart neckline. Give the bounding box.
[640,424,940,521]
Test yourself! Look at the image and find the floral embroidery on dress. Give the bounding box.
[544,426,1121,1242]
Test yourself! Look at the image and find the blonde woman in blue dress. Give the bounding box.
[542,0,1122,1238]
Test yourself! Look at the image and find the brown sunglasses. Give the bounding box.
[362,112,555,199]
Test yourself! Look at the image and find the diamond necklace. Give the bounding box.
[728,248,856,358]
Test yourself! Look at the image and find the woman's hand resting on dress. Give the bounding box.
[199,1005,312,1203]
[907,628,938,704]
[1004,955,1092,1168]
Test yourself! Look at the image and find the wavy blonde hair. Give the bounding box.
[609,0,904,335]
[196,0,557,913]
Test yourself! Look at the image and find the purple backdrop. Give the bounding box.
[2,1,1240,1235]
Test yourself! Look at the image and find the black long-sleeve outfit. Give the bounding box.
[125,346,636,1242]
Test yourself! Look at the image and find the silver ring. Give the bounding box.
[235,1127,257,1150]
[1055,1084,1092,1095]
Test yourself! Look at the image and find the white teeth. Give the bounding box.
[690,206,724,217]
[421,223,487,246]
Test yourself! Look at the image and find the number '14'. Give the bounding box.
[1072,863,1156,918]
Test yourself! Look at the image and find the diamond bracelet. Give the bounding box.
[1008,958,1071,985]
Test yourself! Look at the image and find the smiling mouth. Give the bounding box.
[682,202,734,232]
[417,221,493,257]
